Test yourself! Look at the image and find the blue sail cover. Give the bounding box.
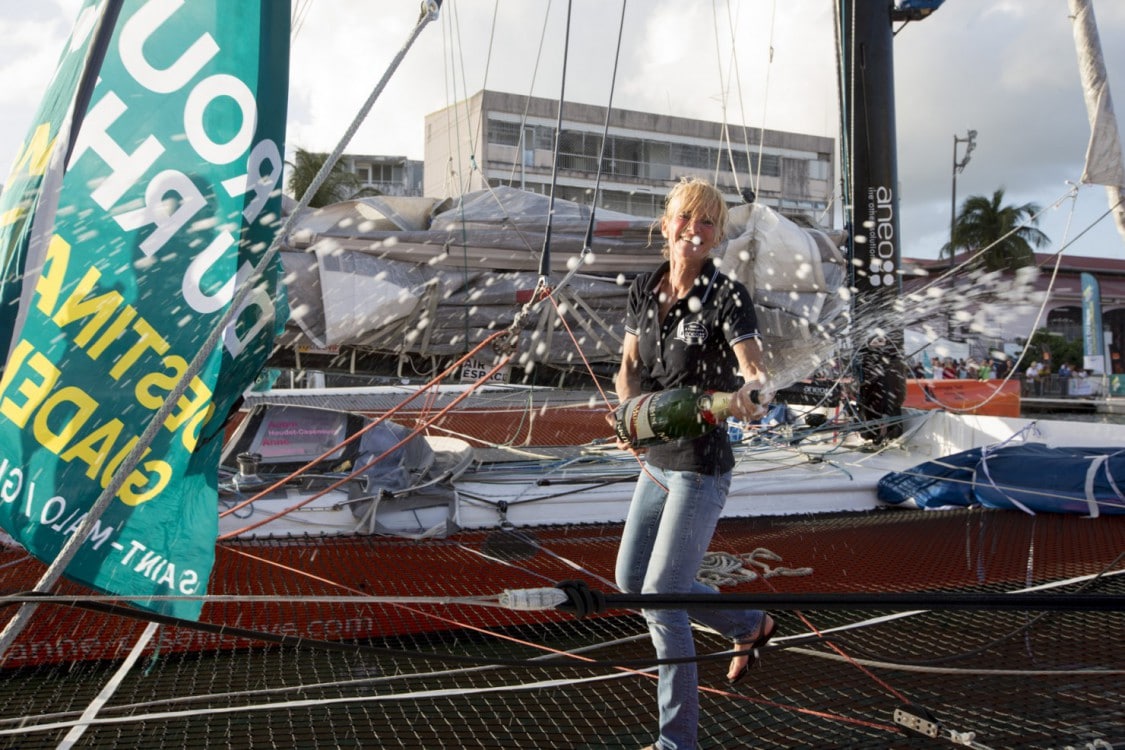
[878,443,1125,516]
[0,0,289,619]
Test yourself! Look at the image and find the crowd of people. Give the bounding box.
[908,356,1014,381]
[907,355,1098,397]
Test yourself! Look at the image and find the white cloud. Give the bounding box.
[3,0,1124,259]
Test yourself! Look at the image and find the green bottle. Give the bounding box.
[613,388,734,448]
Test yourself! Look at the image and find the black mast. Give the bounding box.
[842,0,902,303]
[840,0,943,441]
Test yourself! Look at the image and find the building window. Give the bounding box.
[1047,307,1083,342]
[758,154,780,177]
[808,158,830,181]
[355,162,402,185]
[671,143,713,170]
[488,119,522,147]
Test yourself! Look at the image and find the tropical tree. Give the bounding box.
[1017,328,1082,373]
[285,148,371,208]
[944,187,1050,272]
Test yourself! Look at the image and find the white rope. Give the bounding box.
[788,646,1125,677]
[0,663,648,739]
[56,621,160,749]
[697,548,813,588]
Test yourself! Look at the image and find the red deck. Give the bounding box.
[1,507,1120,668]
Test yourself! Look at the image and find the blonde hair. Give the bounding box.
[652,177,729,256]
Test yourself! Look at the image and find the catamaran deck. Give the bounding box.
[1,507,1122,748]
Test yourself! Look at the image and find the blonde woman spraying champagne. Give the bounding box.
[613,178,777,750]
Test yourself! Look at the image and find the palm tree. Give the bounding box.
[944,187,1050,272]
[285,148,370,208]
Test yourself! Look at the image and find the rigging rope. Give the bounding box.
[218,333,512,537]
[537,0,573,281]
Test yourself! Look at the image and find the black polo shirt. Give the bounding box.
[624,258,761,473]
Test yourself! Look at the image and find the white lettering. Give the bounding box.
[179,568,199,594]
[185,74,257,165]
[182,231,237,313]
[134,549,164,577]
[222,139,283,223]
[119,0,218,93]
[121,538,147,565]
[40,496,67,526]
[222,275,275,358]
[114,169,207,257]
[69,92,165,209]
[0,459,22,503]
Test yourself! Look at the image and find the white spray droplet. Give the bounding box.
[691,236,702,246]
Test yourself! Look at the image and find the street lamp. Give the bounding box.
[949,129,977,268]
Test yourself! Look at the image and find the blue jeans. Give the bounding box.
[616,465,766,750]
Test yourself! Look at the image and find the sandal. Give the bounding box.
[727,614,776,685]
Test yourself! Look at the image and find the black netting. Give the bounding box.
[1,508,1123,749]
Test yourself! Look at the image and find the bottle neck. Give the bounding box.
[698,391,732,425]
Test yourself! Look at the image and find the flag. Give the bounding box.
[0,0,290,619]
[1081,272,1105,373]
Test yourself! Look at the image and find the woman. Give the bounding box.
[613,177,776,750]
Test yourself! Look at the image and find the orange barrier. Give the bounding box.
[904,378,1021,417]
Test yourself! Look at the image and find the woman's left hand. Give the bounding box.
[729,382,770,421]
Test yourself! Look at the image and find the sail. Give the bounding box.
[1068,0,1125,243]
[0,0,290,619]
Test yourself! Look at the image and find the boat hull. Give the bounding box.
[3,507,1123,668]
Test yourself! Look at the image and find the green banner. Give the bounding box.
[0,2,106,356]
[0,0,289,619]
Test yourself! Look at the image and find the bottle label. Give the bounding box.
[614,388,724,448]
[615,392,660,446]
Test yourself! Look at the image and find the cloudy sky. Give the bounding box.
[3,0,1125,261]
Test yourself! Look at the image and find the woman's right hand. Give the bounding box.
[605,407,629,450]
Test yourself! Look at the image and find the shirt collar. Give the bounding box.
[645,258,721,303]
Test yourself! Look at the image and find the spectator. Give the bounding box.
[1058,361,1072,396]
[1026,360,1043,395]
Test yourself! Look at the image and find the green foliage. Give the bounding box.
[1017,328,1083,371]
[285,148,368,208]
[944,187,1050,272]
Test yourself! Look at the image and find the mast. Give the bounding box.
[839,0,943,441]
[841,1,902,303]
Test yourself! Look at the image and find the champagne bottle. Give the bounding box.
[613,388,736,448]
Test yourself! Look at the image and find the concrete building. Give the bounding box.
[422,89,834,222]
[340,154,423,197]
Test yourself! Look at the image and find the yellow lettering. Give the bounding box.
[6,123,55,183]
[0,342,61,428]
[32,385,99,453]
[119,460,172,506]
[109,318,168,379]
[60,419,125,481]
[135,355,186,409]
[135,355,214,450]
[165,377,213,432]
[33,235,73,318]
[181,403,214,452]
[87,305,137,358]
[52,269,122,348]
